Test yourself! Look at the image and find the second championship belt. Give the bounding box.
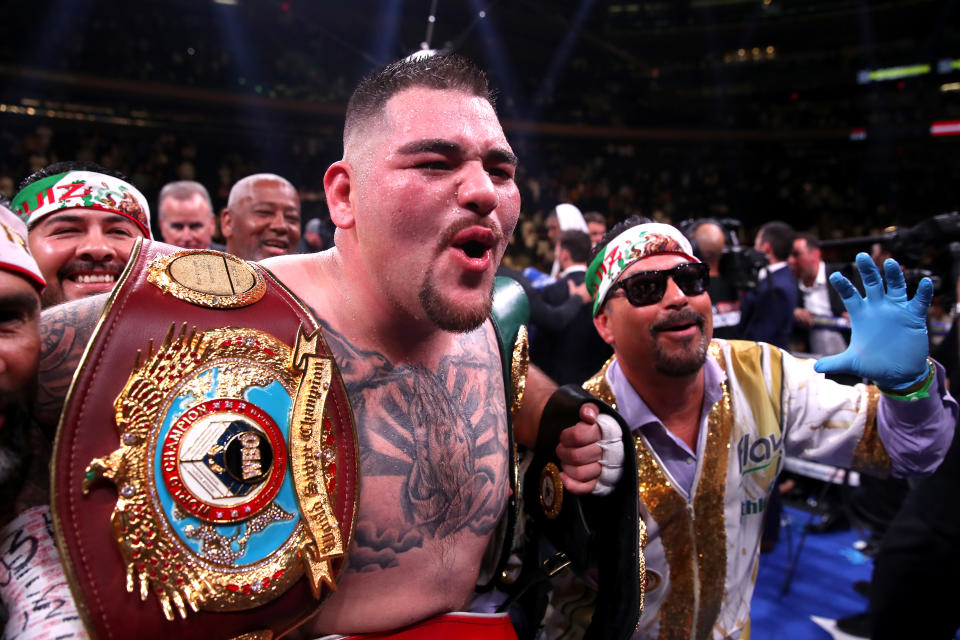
[51,239,359,640]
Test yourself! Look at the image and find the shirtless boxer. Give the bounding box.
[35,55,611,638]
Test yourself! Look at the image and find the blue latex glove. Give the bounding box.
[813,252,932,389]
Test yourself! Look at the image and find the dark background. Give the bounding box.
[1,0,958,244]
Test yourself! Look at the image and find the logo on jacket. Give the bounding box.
[736,432,783,476]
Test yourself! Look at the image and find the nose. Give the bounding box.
[76,228,119,262]
[268,211,290,233]
[661,276,689,308]
[457,163,498,216]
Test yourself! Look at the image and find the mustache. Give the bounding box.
[651,309,705,333]
[58,260,125,280]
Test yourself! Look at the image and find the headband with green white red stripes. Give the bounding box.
[11,170,152,238]
[585,222,699,316]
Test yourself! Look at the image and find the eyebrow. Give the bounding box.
[0,291,40,315]
[252,201,299,211]
[397,138,519,167]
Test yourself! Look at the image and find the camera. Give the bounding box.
[678,217,768,292]
[882,212,959,301]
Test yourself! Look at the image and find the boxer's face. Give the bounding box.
[347,86,521,332]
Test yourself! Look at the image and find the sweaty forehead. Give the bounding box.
[382,87,506,146]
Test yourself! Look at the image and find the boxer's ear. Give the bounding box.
[324,161,356,230]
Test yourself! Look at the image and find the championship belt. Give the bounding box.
[51,239,359,640]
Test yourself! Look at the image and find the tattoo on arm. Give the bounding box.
[35,295,107,435]
[318,321,509,571]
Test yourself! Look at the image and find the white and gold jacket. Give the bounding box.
[545,338,954,640]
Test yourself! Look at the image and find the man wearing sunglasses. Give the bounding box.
[548,217,957,640]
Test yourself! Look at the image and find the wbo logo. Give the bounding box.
[736,432,783,476]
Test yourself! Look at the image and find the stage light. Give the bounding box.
[937,59,960,74]
[931,120,960,137]
[856,64,930,84]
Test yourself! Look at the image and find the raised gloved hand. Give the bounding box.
[814,252,932,390]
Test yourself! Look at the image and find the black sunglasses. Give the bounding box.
[612,262,710,307]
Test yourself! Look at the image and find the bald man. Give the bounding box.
[693,221,741,339]
[221,173,301,261]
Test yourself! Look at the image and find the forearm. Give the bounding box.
[512,363,557,448]
[877,359,958,476]
[35,295,107,437]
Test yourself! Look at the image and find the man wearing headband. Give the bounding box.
[12,161,151,308]
[546,216,957,639]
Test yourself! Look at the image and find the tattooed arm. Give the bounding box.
[34,295,107,437]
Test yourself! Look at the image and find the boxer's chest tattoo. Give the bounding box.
[318,322,509,569]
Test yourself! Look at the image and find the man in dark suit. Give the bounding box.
[532,229,612,385]
[739,220,798,349]
[789,232,851,356]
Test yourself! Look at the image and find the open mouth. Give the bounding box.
[653,311,704,334]
[459,239,489,259]
[451,227,496,260]
[659,320,698,332]
[263,239,289,250]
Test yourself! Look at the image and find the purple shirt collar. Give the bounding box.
[607,351,726,496]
